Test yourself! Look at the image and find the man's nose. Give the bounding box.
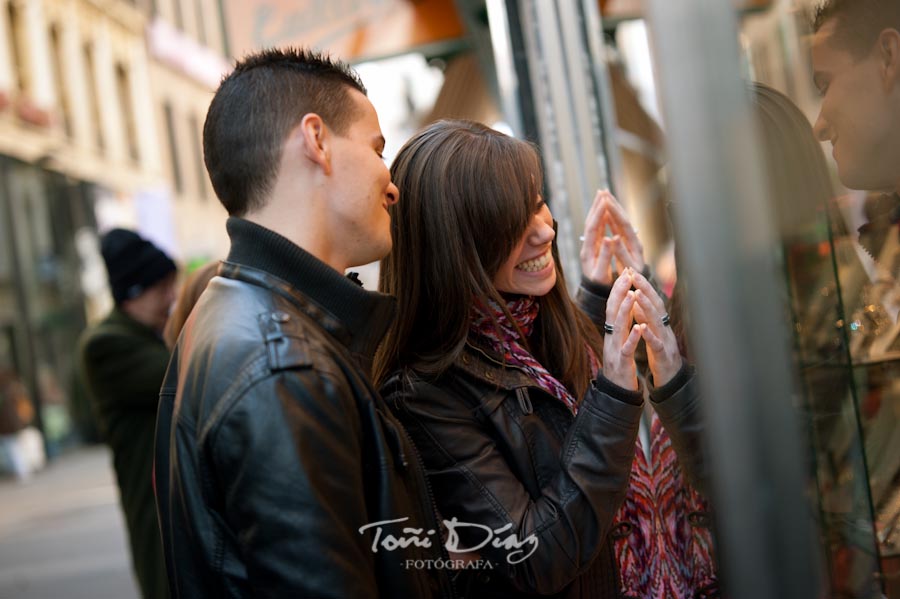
[813,113,831,143]
[386,182,400,206]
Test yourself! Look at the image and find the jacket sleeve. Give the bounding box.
[649,365,710,493]
[209,368,379,599]
[574,277,611,329]
[390,377,641,595]
[80,331,170,411]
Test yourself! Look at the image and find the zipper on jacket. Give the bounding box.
[515,387,533,415]
[382,417,409,469]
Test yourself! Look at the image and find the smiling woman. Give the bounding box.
[374,119,706,598]
[492,200,558,296]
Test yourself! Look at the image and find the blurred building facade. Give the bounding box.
[0,0,229,457]
[144,0,229,264]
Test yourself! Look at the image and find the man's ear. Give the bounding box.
[879,28,900,91]
[298,113,332,175]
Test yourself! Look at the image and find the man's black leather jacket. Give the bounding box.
[155,218,455,599]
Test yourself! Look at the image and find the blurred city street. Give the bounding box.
[0,447,138,599]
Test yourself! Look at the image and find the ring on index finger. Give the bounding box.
[661,313,671,327]
[603,323,615,334]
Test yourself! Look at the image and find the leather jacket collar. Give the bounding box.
[224,217,395,361]
[457,342,538,390]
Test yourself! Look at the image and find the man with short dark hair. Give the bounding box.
[154,48,455,598]
[80,228,177,599]
[812,0,900,193]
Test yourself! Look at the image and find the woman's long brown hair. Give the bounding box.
[162,261,219,349]
[375,120,602,398]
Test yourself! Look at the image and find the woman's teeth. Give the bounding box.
[516,251,551,272]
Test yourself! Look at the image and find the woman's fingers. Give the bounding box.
[639,322,665,352]
[602,322,640,390]
[621,323,642,357]
[603,192,645,263]
[632,300,648,324]
[605,269,633,323]
[580,192,606,261]
[635,289,672,342]
[586,189,604,223]
[613,236,641,271]
[602,191,632,230]
[614,290,637,340]
[631,271,666,314]
[639,324,684,386]
[590,238,614,284]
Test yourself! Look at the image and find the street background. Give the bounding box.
[0,447,138,599]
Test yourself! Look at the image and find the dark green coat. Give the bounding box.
[79,308,170,599]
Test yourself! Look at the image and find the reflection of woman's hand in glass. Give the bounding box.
[580,190,646,285]
[601,190,646,274]
[602,270,642,390]
[631,270,683,386]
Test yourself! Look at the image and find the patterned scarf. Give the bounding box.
[469,295,580,413]
[469,295,719,598]
[614,417,719,598]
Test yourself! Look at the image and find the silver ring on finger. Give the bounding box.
[661,313,671,327]
[603,323,615,334]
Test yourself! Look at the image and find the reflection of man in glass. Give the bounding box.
[812,1,900,356]
[811,4,900,585]
[812,0,900,193]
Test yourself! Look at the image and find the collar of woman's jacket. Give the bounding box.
[457,342,542,389]
[451,343,582,418]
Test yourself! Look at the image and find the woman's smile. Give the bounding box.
[515,249,553,274]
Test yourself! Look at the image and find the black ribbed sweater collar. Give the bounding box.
[224,217,395,358]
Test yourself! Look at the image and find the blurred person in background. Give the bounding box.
[161,261,219,349]
[78,228,176,599]
[154,47,455,599]
[0,365,42,480]
[376,119,708,599]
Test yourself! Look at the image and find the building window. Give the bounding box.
[82,43,104,152]
[189,113,207,200]
[7,1,25,94]
[115,63,139,162]
[173,0,185,32]
[194,0,206,45]
[49,26,72,138]
[163,102,183,194]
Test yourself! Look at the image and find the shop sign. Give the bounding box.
[147,19,232,89]
[222,0,464,62]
